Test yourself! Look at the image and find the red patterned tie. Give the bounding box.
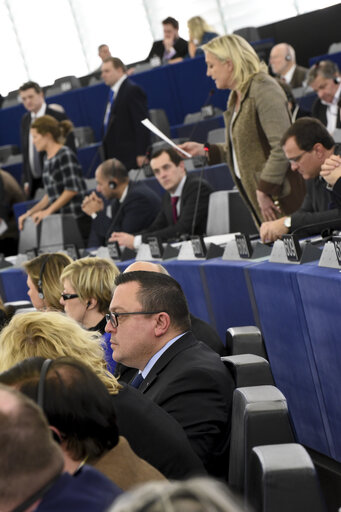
[171,196,179,223]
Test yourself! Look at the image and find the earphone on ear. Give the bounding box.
[334,76,341,84]
[109,181,116,190]
[285,54,292,61]
[86,301,91,309]
[37,256,50,300]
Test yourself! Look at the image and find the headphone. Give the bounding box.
[285,54,292,61]
[334,76,341,84]
[37,255,50,300]
[37,358,62,444]
[109,181,116,190]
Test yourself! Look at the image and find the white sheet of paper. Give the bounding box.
[141,118,192,158]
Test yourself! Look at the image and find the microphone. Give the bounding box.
[290,216,341,238]
[191,144,210,236]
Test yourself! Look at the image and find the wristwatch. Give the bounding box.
[284,217,291,229]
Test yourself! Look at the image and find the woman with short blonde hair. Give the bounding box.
[0,310,119,394]
[187,16,218,58]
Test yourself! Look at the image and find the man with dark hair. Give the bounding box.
[147,17,188,64]
[0,383,121,511]
[98,44,112,62]
[260,117,341,242]
[81,158,161,246]
[105,271,234,478]
[101,57,149,169]
[110,147,213,249]
[306,60,341,134]
[19,81,76,198]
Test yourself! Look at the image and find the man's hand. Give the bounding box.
[260,217,289,243]
[163,35,175,52]
[24,183,30,197]
[82,192,104,216]
[256,190,281,221]
[109,232,135,249]
[320,154,341,186]
[136,155,146,168]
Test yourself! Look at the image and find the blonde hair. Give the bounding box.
[187,16,214,43]
[23,252,73,311]
[202,34,268,90]
[60,257,120,314]
[0,311,120,394]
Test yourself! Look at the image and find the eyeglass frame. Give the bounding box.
[105,310,164,328]
[288,150,308,164]
[61,293,79,301]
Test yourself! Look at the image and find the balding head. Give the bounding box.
[124,261,169,275]
[269,43,295,76]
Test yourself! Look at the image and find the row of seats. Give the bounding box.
[222,326,327,511]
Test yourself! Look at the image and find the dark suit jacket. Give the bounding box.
[112,383,206,480]
[290,65,308,88]
[135,332,234,477]
[141,175,213,242]
[147,37,188,61]
[102,79,150,170]
[312,98,341,130]
[20,105,76,196]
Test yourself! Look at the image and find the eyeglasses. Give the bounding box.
[61,293,79,301]
[105,310,163,328]
[288,151,307,164]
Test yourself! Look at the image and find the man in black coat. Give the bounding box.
[146,17,188,64]
[101,57,149,170]
[110,148,213,249]
[82,158,161,247]
[19,81,76,199]
[105,271,234,478]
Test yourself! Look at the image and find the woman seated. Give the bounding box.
[18,115,91,244]
[23,252,73,311]
[187,16,218,58]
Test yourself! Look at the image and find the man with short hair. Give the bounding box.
[269,43,308,88]
[307,60,341,134]
[260,117,341,242]
[110,147,213,249]
[0,383,121,512]
[19,81,76,198]
[101,57,149,169]
[82,158,161,246]
[98,44,111,62]
[105,270,234,477]
[147,16,188,64]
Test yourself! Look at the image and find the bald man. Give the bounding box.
[114,261,225,383]
[269,43,307,88]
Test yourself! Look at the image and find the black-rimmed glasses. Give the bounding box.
[288,151,307,164]
[61,293,79,301]
[105,310,163,328]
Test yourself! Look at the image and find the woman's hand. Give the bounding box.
[178,142,205,157]
[256,190,280,221]
[32,210,50,225]
[18,211,31,231]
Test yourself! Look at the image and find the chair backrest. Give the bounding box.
[247,444,327,512]
[18,217,40,254]
[229,385,295,493]
[233,26,260,43]
[148,109,171,139]
[333,128,341,143]
[0,145,20,163]
[2,90,20,109]
[328,42,341,54]
[39,214,84,250]
[226,326,267,359]
[221,355,274,388]
[54,75,81,90]
[207,128,225,144]
[73,126,95,148]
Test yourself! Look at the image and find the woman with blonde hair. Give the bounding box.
[60,257,120,334]
[23,252,73,311]
[187,16,218,58]
[18,115,90,243]
[181,34,305,227]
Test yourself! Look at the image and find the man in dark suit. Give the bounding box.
[101,57,149,170]
[82,158,161,246]
[269,43,307,88]
[110,147,213,249]
[146,17,188,64]
[19,81,76,199]
[105,271,234,477]
[307,60,341,135]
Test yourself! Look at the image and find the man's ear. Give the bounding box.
[49,425,63,445]
[154,312,171,337]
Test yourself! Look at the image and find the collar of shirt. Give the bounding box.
[119,182,129,203]
[112,74,127,97]
[31,102,47,120]
[282,64,296,84]
[141,332,188,379]
[321,83,341,107]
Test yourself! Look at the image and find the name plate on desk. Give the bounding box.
[319,238,341,268]
[270,238,322,264]
[190,236,207,258]
[282,235,301,262]
[235,234,252,258]
[107,242,121,260]
[333,236,341,265]
[147,237,163,259]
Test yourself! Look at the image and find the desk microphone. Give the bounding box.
[191,144,210,236]
[290,216,341,239]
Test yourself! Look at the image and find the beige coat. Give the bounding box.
[210,72,306,226]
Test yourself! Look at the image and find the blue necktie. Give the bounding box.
[130,372,144,389]
[104,89,114,132]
